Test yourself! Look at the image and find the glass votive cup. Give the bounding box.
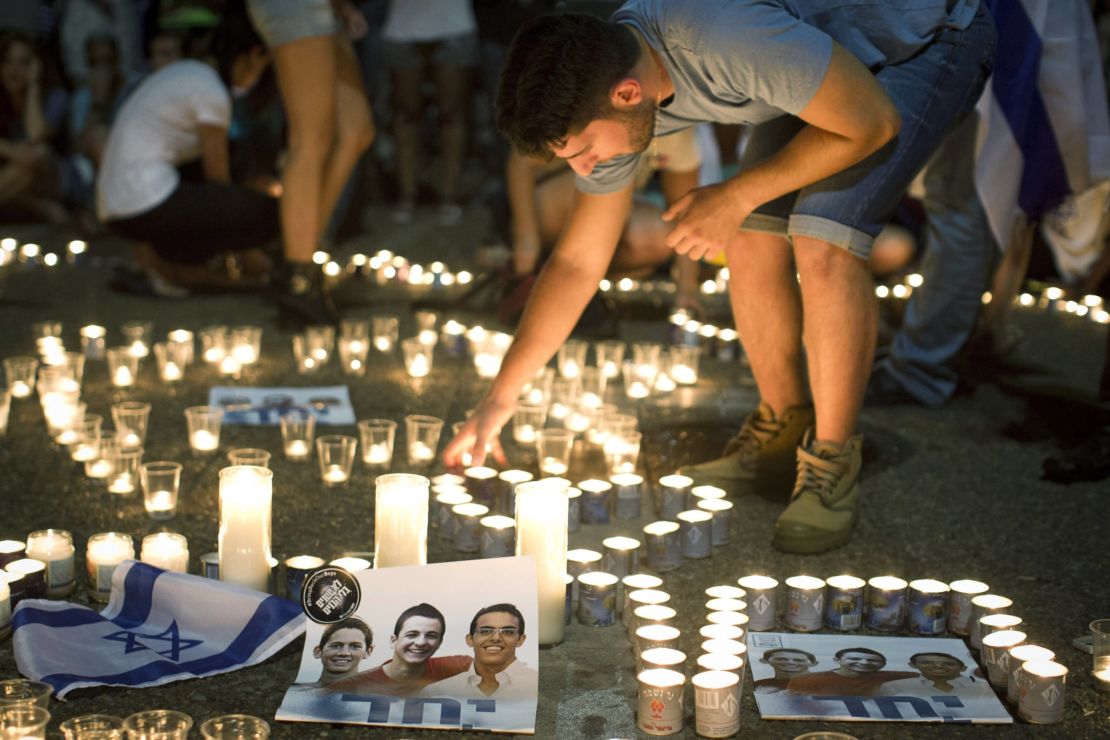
[52,353,85,390]
[291,333,320,373]
[317,435,357,486]
[106,347,139,388]
[548,377,580,421]
[5,356,39,398]
[338,336,369,376]
[86,532,135,602]
[112,401,151,449]
[557,339,589,379]
[358,418,396,471]
[69,414,101,461]
[401,336,433,378]
[80,325,107,361]
[404,414,444,467]
[141,461,182,520]
[372,315,399,352]
[48,399,85,444]
[1092,618,1110,692]
[622,360,655,400]
[0,679,51,709]
[184,406,222,455]
[31,320,63,342]
[86,436,116,480]
[198,714,270,740]
[520,366,554,405]
[166,329,195,365]
[537,428,575,477]
[0,705,50,739]
[140,532,190,573]
[594,339,625,379]
[607,431,642,475]
[668,345,700,385]
[106,446,143,495]
[577,366,607,408]
[153,342,186,383]
[413,309,438,333]
[199,325,228,365]
[228,448,272,468]
[122,710,193,740]
[230,325,262,365]
[121,320,153,359]
[512,399,548,446]
[281,410,315,461]
[59,713,125,739]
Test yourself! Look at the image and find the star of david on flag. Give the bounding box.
[11,561,304,698]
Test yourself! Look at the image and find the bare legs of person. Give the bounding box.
[270,32,373,325]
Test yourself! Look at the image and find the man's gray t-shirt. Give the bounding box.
[579,0,980,194]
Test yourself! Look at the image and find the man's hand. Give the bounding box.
[442,397,514,468]
[661,181,749,261]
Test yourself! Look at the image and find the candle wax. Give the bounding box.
[323,465,349,483]
[10,381,30,398]
[408,354,430,378]
[364,444,390,464]
[113,366,134,386]
[286,440,309,458]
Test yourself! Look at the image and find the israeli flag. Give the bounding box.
[12,561,305,698]
[975,0,1110,278]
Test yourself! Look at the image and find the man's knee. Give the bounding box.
[794,237,867,282]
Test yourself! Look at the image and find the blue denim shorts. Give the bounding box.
[247,0,337,48]
[740,5,997,258]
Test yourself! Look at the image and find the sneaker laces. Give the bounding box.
[791,447,845,506]
[722,408,785,459]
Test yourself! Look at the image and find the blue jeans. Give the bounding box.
[741,5,998,259]
[876,111,996,405]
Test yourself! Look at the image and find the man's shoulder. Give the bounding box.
[328,665,387,691]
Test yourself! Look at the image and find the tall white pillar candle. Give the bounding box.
[218,465,273,592]
[515,479,569,646]
[374,473,429,568]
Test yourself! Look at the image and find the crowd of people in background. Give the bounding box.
[1,0,1109,485]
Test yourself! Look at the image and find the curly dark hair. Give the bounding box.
[496,13,640,158]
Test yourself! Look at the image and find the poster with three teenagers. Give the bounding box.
[277,557,539,733]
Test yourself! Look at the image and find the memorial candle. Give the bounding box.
[218,466,273,592]
[515,479,569,646]
[141,532,189,573]
[374,474,429,568]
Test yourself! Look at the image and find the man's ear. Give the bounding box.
[611,78,644,109]
[465,634,474,648]
[313,645,322,659]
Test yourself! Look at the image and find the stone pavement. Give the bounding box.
[0,214,1107,739]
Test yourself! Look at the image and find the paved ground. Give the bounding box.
[0,210,1107,738]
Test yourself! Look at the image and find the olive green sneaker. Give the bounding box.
[680,402,815,499]
[772,430,863,554]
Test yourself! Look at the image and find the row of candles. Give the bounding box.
[0,681,270,740]
[4,236,1107,326]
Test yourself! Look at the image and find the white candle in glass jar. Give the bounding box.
[108,472,135,494]
[407,353,430,378]
[285,439,309,459]
[410,441,435,463]
[146,490,175,515]
[162,362,182,381]
[86,533,134,601]
[374,474,429,568]
[141,533,189,573]
[71,442,97,462]
[218,466,273,592]
[86,458,112,478]
[10,381,31,398]
[25,529,76,598]
[515,479,569,646]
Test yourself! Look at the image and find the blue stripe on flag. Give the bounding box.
[109,562,162,629]
[985,0,1071,217]
[38,595,302,689]
[12,606,104,631]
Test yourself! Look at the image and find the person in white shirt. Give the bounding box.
[879,652,996,700]
[421,603,537,701]
[96,10,277,293]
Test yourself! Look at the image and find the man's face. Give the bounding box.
[313,627,371,677]
[763,651,814,675]
[912,655,964,681]
[551,99,655,178]
[149,36,183,71]
[465,611,525,667]
[837,652,886,674]
[391,616,444,666]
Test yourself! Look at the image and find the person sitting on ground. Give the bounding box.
[95,10,279,295]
